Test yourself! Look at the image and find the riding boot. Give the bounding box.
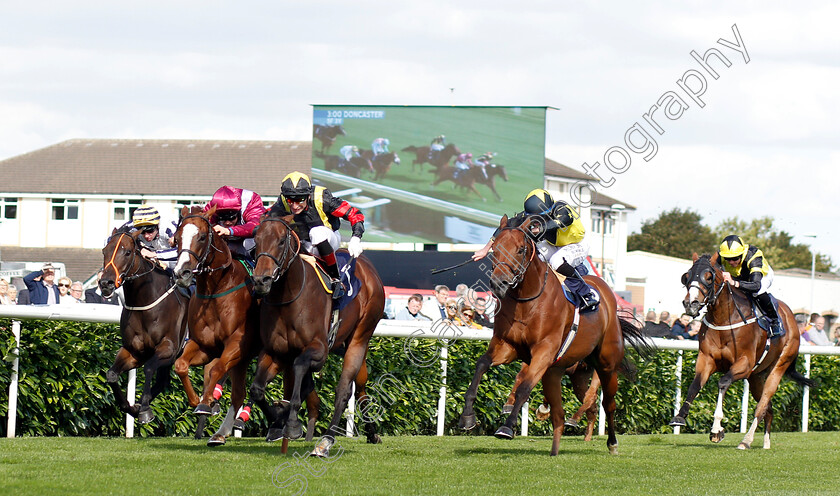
[755,293,784,339]
[557,261,599,312]
[315,240,344,300]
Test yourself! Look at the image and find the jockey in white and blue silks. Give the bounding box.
[128,205,179,270]
[474,152,495,180]
[371,138,390,156]
[340,145,360,162]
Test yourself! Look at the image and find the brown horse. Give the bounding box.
[401,143,461,172]
[318,151,372,178]
[313,124,346,154]
[431,163,506,202]
[459,215,650,455]
[250,211,385,458]
[171,206,261,446]
[99,226,190,424]
[670,253,814,449]
[360,149,401,180]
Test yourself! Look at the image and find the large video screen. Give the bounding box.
[312,105,546,244]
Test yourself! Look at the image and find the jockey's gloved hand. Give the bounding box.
[348,236,363,258]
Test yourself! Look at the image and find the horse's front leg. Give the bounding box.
[250,352,283,440]
[670,352,716,427]
[137,340,179,424]
[284,348,325,441]
[496,350,553,440]
[173,340,209,408]
[460,339,516,431]
[106,347,140,417]
[208,359,250,447]
[711,356,752,443]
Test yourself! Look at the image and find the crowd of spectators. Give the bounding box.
[0,264,120,307]
[388,283,495,330]
[641,310,700,340]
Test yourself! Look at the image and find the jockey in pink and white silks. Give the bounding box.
[202,185,266,260]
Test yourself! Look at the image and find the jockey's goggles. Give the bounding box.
[285,196,308,204]
[217,210,240,222]
[141,226,158,234]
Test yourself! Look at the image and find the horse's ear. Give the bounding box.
[180,206,189,218]
[499,214,508,229]
[206,205,217,218]
[692,252,699,262]
[711,252,719,265]
[111,227,119,236]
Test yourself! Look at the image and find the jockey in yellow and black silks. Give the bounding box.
[473,188,599,312]
[718,234,783,338]
[275,171,364,299]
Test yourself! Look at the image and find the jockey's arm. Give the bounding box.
[472,238,493,261]
[326,192,365,238]
[229,192,266,238]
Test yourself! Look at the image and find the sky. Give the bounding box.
[2,1,838,265]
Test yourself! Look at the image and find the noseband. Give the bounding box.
[685,258,726,312]
[255,217,302,281]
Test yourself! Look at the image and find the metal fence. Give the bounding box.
[3,305,838,439]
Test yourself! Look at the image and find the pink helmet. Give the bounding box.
[208,186,241,211]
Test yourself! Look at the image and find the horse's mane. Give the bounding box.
[266,203,288,219]
[113,224,134,236]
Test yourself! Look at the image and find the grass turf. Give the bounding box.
[2,432,839,495]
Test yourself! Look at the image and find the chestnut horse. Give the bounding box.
[99,226,190,424]
[401,143,461,172]
[670,253,814,449]
[431,163,506,202]
[459,215,650,455]
[250,211,385,458]
[172,206,261,446]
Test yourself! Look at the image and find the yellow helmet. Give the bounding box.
[281,171,313,198]
[719,235,747,259]
[523,189,555,215]
[132,205,160,227]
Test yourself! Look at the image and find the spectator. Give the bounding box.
[85,270,120,305]
[13,278,30,305]
[687,319,702,340]
[795,315,809,346]
[456,303,483,329]
[23,262,61,305]
[804,315,831,346]
[443,298,459,323]
[67,281,85,304]
[7,284,19,304]
[427,285,450,321]
[473,296,493,328]
[671,314,692,340]
[641,310,671,338]
[659,311,672,328]
[0,278,12,305]
[831,324,840,346]
[57,276,72,302]
[394,294,432,321]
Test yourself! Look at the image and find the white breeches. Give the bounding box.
[536,240,589,271]
[302,225,341,255]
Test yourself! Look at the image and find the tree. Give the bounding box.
[627,208,718,259]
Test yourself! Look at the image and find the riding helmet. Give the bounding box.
[281,171,314,198]
[132,205,161,227]
[523,189,555,215]
[719,235,747,259]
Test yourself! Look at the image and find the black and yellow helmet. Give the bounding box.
[719,235,747,260]
[132,205,160,227]
[523,189,555,215]
[281,172,313,198]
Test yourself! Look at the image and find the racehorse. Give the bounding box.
[401,143,461,172]
[172,206,261,446]
[360,149,401,181]
[99,226,190,424]
[474,163,509,202]
[459,215,650,455]
[318,151,372,179]
[249,210,385,458]
[430,165,489,201]
[670,253,814,449]
[313,124,346,154]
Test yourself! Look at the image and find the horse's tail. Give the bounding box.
[618,310,657,360]
[785,359,817,388]
[618,356,638,382]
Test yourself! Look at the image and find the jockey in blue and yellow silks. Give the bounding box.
[718,234,783,338]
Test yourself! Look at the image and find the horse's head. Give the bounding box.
[335,125,346,136]
[100,226,140,297]
[391,152,401,165]
[253,209,299,296]
[489,215,537,299]
[681,252,723,317]
[492,164,508,181]
[173,205,215,287]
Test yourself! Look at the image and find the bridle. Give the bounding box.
[492,226,547,302]
[102,231,155,288]
[178,214,231,274]
[255,217,302,281]
[684,257,727,314]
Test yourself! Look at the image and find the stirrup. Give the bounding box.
[767,320,785,339]
[330,278,345,300]
[579,291,600,312]
[328,308,341,349]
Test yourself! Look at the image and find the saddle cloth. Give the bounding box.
[299,251,361,311]
[549,266,601,312]
[751,293,785,334]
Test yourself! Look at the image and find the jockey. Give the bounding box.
[454,152,473,171]
[718,235,783,338]
[340,145,360,163]
[472,188,599,312]
[371,138,390,156]
[429,135,446,161]
[474,152,496,179]
[277,171,365,299]
[204,185,266,264]
[131,205,178,270]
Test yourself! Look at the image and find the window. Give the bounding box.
[591,216,602,234]
[1,197,18,219]
[113,199,144,222]
[175,200,204,220]
[591,212,615,235]
[51,199,80,220]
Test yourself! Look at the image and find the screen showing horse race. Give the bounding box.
[311,105,546,244]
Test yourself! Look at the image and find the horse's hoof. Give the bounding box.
[207,434,226,447]
[501,404,514,415]
[459,414,477,431]
[127,405,141,417]
[564,419,580,429]
[738,442,750,450]
[138,408,155,424]
[710,429,725,443]
[367,434,382,445]
[536,404,551,421]
[266,428,284,443]
[233,419,246,432]
[311,436,335,458]
[669,416,686,427]
[608,444,619,455]
[494,425,515,440]
[194,404,212,416]
[211,401,221,416]
[283,422,303,440]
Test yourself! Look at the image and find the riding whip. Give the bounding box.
[430,257,474,274]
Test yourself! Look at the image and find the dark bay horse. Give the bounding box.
[313,124,346,154]
[430,165,490,201]
[172,206,261,446]
[671,253,814,449]
[250,211,385,458]
[318,151,372,178]
[474,163,508,202]
[360,149,401,180]
[99,226,189,424]
[459,215,650,455]
[401,143,461,172]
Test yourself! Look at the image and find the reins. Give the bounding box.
[494,226,547,302]
[103,231,179,310]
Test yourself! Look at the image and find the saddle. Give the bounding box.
[751,293,785,336]
[299,252,361,312]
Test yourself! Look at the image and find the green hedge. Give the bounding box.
[2,318,838,438]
